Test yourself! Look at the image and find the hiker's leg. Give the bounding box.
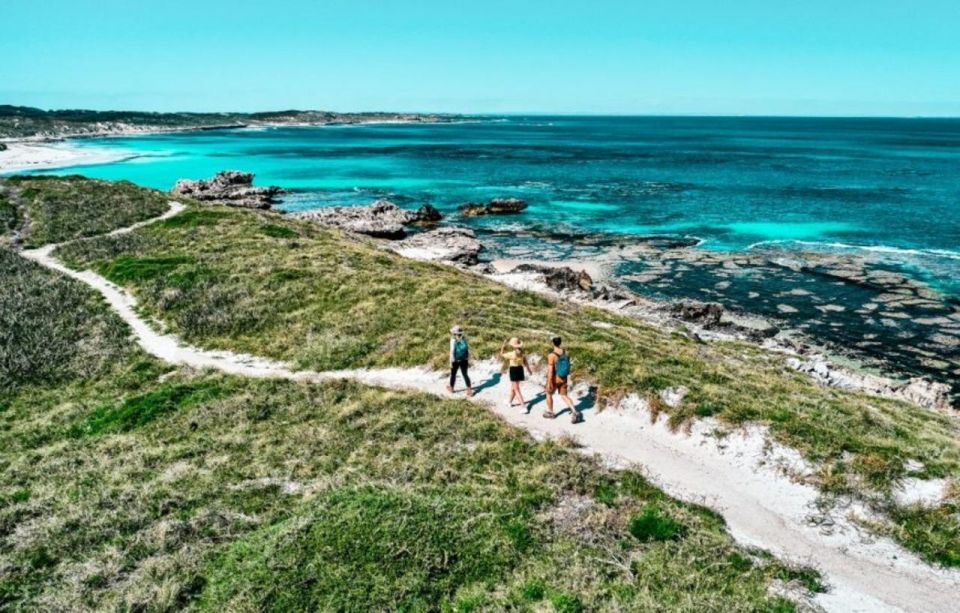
[449,362,458,390]
[514,382,526,405]
[460,361,471,388]
[545,388,554,413]
[562,392,575,410]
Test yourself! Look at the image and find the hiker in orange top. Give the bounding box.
[500,337,532,410]
[544,336,582,423]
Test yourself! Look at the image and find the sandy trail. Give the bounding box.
[19,203,960,612]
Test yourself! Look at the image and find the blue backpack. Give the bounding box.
[453,338,469,361]
[554,351,571,378]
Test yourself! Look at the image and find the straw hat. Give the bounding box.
[509,337,523,348]
[450,325,464,335]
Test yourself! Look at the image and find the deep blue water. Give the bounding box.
[24,117,960,383]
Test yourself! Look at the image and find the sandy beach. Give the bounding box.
[0,141,132,174]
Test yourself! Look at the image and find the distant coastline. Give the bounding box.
[0,104,459,141]
[0,104,462,173]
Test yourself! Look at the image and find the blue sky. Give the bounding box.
[2,0,959,115]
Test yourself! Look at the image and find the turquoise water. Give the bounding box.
[23,117,960,385]
[43,117,960,292]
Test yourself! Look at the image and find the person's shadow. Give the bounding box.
[471,371,502,396]
[525,391,546,413]
[545,385,598,419]
[574,386,598,413]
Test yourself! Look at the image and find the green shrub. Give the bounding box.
[628,505,687,543]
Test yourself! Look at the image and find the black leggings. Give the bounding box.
[450,360,471,388]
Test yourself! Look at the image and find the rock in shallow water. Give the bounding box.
[458,197,528,217]
[293,199,440,239]
[171,170,283,209]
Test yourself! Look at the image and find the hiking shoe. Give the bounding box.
[571,411,583,424]
[446,385,454,393]
[466,389,474,397]
[542,411,557,419]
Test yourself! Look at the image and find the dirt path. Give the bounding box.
[20,203,960,612]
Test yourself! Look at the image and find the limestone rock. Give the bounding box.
[393,227,482,265]
[515,264,593,294]
[458,197,528,217]
[415,203,443,224]
[171,170,283,209]
[293,199,436,239]
[670,300,724,327]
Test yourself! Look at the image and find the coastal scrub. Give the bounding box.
[53,192,960,566]
[0,240,813,610]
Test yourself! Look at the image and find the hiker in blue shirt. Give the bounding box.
[447,325,474,397]
[544,336,581,423]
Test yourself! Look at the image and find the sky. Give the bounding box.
[2,0,959,116]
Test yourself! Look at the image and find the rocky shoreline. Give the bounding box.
[262,191,956,412]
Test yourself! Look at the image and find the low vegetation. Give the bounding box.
[0,248,132,393]
[0,246,815,610]
[57,197,960,537]
[0,175,170,247]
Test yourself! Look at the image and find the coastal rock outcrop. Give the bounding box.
[516,263,594,293]
[670,300,724,327]
[171,171,283,209]
[785,356,955,412]
[292,199,440,239]
[393,227,482,265]
[459,197,528,217]
[415,204,443,224]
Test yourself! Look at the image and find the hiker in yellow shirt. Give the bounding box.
[500,337,532,410]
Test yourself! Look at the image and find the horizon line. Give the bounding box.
[5,106,960,121]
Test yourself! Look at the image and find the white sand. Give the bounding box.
[19,202,960,612]
[0,141,131,173]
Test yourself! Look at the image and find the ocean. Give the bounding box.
[31,116,960,384]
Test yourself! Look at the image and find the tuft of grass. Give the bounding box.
[628,505,687,542]
[259,223,298,239]
[884,503,960,567]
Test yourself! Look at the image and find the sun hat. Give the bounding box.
[450,325,464,335]
[509,337,523,348]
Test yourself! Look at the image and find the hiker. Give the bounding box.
[500,337,533,409]
[447,325,473,396]
[544,335,582,423]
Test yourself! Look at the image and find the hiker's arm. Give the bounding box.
[449,339,454,364]
[524,356,533,375]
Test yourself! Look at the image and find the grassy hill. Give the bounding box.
[0,195,818,610]
[1,174,958,608]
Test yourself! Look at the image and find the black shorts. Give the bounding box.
[509,366,525,382]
